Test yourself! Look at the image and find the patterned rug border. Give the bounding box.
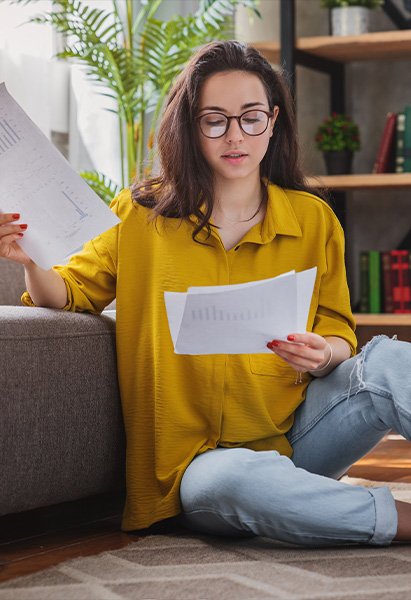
[2,478,411,600]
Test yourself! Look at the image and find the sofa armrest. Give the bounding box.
[0,306,125,516]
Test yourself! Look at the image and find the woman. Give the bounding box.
[1,40,411,545]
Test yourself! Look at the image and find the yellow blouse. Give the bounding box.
[22,183,356,531]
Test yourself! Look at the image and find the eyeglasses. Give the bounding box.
[194,110,273,139]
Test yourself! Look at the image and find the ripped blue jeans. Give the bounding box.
[180,336,410,546]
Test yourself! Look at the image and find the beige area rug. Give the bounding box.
[2,479,411,600]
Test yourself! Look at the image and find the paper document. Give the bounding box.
[0,82,120,270]
[165,267,317,355]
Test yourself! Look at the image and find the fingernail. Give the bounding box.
[18,233,24,237]
[20,224,27,230]
[271,340,280,347]
[287,335,295,341]
[266,342,273,350]
[12,213,20,219]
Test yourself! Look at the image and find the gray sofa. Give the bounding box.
[0,258,126,517]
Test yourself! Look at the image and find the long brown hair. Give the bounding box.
[131,40,326,241]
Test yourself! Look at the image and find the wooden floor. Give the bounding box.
[1,433,411,584]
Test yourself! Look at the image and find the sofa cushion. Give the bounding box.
[0,306,125,516]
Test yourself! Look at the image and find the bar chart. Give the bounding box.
[0,81,120,270]
[62,190,88,220]
[0,118,20,154]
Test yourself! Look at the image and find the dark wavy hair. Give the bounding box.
[131,40,326,241]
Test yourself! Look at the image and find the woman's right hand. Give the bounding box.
[0,212,33,265]
[1,212,68,307]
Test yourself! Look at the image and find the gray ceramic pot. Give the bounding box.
[331,6,370,36]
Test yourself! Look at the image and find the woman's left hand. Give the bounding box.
[266,332,331,374]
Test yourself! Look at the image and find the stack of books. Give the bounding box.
[359,247,411,314]
[373,106,411,174]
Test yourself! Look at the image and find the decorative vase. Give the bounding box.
[331,7,370,36]
[323,150,353,175]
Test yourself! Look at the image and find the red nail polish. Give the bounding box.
[287,335,295,341]
[20,224,28,230]
[272,340,280,347]
[18,233,24,237]
[12,213,20,219]
[267,342,273,349]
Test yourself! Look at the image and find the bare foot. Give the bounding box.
[394,501,411,541]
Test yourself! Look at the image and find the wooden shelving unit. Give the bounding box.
[253,29,411,64]
[307,173,411,191]
[354,313,411,347]
[257,5,411,332]
[354,313,411,326]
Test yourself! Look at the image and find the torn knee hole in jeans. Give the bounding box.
[346,334,398,402]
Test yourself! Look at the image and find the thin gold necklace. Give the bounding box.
[215,195,265,226]
[241,194,264,223]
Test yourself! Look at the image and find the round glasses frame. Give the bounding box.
[194,109,273,139]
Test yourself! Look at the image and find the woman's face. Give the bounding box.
[195,70,279,187]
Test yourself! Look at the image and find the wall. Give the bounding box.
[236,0,411,303]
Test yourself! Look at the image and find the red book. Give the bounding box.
[373,113,397,173]
[390,250,411,313]
[381,250,393,312]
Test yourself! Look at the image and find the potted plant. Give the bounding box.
[320,0,383,36]
[315,112,361,175]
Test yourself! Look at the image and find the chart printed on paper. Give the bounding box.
[0,82,120,270]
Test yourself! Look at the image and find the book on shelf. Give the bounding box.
[368,250,381,313]
[372,107,411,174]
[381,250,394,313]
[404,105,411,173]
[358,249,411,314]
[373,112,397,174]
[391,249,411,313]
[396,112,406,173]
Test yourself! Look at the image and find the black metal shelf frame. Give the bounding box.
[280,0,410,114]
[279,0,411,229]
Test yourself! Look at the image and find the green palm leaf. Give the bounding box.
[55,0,122,46]
[80,170,120,205]
[138,18,191,90]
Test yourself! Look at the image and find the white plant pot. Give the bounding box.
[331,6,370,36]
